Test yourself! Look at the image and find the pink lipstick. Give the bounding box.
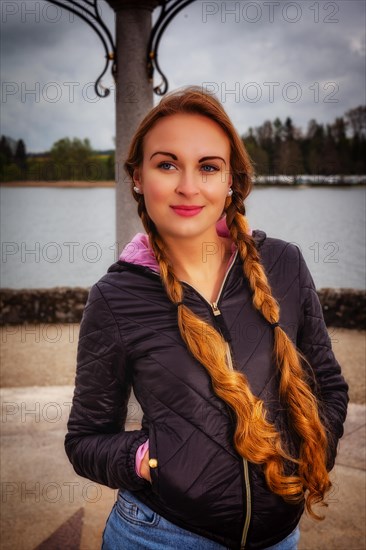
[170,206,204,217]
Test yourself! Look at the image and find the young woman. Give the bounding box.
[65,87,349,550]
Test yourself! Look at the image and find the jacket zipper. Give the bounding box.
[212,303,251,549]
[241,456,251,548]
[180,250,252,549]
[180,249,238,312]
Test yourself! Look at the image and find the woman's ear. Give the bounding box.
[133,168,141,184]
[132,168,143,194]
[227,173,233,192]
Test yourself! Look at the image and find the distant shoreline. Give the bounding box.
[1,179,365,189]
[0,180,115,188]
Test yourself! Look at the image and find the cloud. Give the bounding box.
[1,0,365,151]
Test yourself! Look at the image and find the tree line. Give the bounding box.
[0,106,365,182]
[244,106,365,176]
[0,137,115,182]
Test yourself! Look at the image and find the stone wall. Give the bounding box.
[318,288,365,329]
[0,288,89,324]
[0,287,365,329]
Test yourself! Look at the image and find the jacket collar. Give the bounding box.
[116,217,265,274]
[107,218,267,275]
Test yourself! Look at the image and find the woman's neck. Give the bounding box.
[163,233,233,292]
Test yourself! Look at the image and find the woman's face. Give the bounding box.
[133,113,232,243]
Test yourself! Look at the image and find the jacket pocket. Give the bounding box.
[147,424,207,511]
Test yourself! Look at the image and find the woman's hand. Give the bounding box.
[140,448,151,482]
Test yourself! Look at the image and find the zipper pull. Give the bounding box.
[211,302,232,342]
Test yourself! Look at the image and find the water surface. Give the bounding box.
[1,186,364,289]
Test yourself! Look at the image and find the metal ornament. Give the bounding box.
[47,0,116,98]
[147,0,196,95]
[47,0,196,98]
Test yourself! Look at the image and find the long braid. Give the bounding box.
[226,194,332,515]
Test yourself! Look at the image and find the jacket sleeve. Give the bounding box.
[64,282,149,490]
[296,247,349,470]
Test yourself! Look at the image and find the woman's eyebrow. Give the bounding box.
[150,151,177,160]
[199,156,226,165]
[150,152,226,165]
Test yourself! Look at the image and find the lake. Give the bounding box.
[0,186,365,290]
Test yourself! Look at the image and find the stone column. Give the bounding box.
[106,1,162,251]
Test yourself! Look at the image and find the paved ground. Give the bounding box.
[0,326,365,550]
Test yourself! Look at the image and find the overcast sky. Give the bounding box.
[1,0,365,153]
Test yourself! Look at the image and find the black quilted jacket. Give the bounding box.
[65,230,348,549]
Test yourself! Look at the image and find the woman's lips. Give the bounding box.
[170,206,204,217]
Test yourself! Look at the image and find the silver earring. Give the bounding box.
[227,188,233,197]
[133,186,142,194]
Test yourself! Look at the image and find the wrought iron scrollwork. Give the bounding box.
[47,0,116,98]
[47,0,196,98]
[147,0,196,95]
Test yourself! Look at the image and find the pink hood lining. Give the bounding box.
[119,217,252,273]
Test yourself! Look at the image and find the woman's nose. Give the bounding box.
[175,171,200,196]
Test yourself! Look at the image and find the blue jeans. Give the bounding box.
[101,489,300,550]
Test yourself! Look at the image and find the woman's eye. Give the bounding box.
[201,165,219,173]
[158,162,175,170]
